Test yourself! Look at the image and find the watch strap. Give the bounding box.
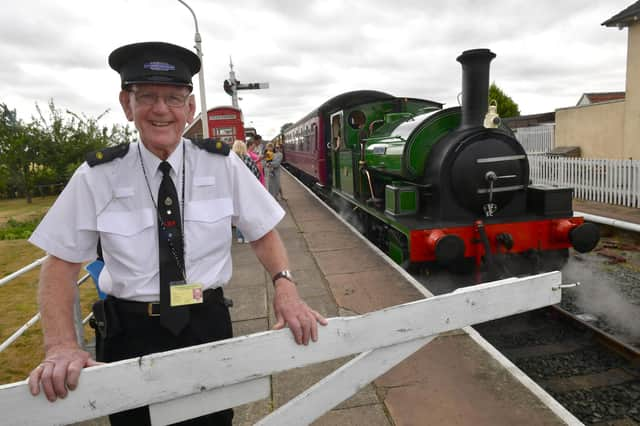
[272,270,295,286]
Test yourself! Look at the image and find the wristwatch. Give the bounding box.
[272,269,295,286]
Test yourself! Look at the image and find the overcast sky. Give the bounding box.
[0,0,632,140]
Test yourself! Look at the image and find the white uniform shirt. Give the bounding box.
[29,138,284,302]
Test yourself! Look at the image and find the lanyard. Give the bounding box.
[137,142,187,281]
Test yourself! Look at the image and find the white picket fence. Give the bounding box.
[0,272,562,426]
[529,156,640,208]
[513,124,640,208]
[514,125,555,154]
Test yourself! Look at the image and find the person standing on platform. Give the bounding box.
[267,144,284,201]
[253,133,265,157]
[247,137,265,186]
[26,41,327,426]
[232,139,260,243]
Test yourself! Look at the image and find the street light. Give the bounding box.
[177,0,209,138]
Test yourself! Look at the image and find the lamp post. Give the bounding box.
[177,0,209,138]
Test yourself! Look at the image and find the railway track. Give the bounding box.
[473,305,640,425]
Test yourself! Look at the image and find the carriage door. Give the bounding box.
[330,112,343,190]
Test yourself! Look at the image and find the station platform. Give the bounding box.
[229,172,576,426]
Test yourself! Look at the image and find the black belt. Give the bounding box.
[111,287,224,317]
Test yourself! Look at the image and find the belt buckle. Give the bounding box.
[148,303,160,317]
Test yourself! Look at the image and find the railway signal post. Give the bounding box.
[223,57,269,108]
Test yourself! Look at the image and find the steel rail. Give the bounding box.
[551,304,640,362]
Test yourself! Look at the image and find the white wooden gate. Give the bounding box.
[0,272,562,426]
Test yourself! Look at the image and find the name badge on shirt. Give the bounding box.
[170,282,204,306]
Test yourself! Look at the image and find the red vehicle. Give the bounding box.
[184,106,245,144]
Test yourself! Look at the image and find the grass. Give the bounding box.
[0,196,56,225]
[0,197,99,385]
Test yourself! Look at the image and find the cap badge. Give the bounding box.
[144,61,176,72]
[96,152,104,160]
[216,142,222,150]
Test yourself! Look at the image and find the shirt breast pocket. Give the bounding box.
[97,209,155,272]
[184,198,233,262]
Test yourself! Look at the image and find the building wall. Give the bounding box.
[555,100,625,158]
[623,24,640,160]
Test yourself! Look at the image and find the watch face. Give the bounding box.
[273,270,293,283]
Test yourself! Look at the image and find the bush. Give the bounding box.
[0,217,42,240]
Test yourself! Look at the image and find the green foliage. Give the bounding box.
[489,82,520,118]
[0,100,135,201]
[0,217,42,240]
[280,122,294,134]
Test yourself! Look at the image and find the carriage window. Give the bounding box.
[331,115,342,151]
[348,110,366,129]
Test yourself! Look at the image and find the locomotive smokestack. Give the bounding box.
[456,48,496,129]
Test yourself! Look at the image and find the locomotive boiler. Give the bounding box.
[282,48,599,281]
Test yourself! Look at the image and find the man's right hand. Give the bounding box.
[28,343,102,402]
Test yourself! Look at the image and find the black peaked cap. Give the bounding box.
[108,42,200,89]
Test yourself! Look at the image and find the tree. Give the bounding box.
[0,114,44,203]
[33,101,134,183]
[0,100,134,202]
[489,82,520,118]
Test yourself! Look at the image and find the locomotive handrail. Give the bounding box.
[0,272,562,426]
[363,136,405,143]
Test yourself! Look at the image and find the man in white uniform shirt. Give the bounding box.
[27,41,326,425]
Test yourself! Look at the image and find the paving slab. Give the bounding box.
[376,334,565,426]
[312,404,391,426]
[327,267,424,314]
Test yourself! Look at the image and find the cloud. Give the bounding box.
[0,0,631,138]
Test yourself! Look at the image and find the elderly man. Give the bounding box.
[27,41,326,425]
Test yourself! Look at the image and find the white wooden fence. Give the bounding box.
[529,156,640,208]
[0,272,562,426]
[514,123,640,208]
[514,124,555,154]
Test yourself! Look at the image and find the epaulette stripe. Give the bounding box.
[86,143,130,167]
[191,138,230,156]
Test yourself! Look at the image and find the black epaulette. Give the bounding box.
[86,143,130,167]
[192,138,230,156]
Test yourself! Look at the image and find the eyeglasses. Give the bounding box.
[129,90,190,108]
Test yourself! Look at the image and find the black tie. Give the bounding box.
[157,161,189,335]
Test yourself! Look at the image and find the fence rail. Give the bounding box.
[530,156,640,208]
[0,272,562,426]
[0,256,88,353]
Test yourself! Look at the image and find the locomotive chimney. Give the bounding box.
[456,48,496,129]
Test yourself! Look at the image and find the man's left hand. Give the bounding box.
[272,280,327,345]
